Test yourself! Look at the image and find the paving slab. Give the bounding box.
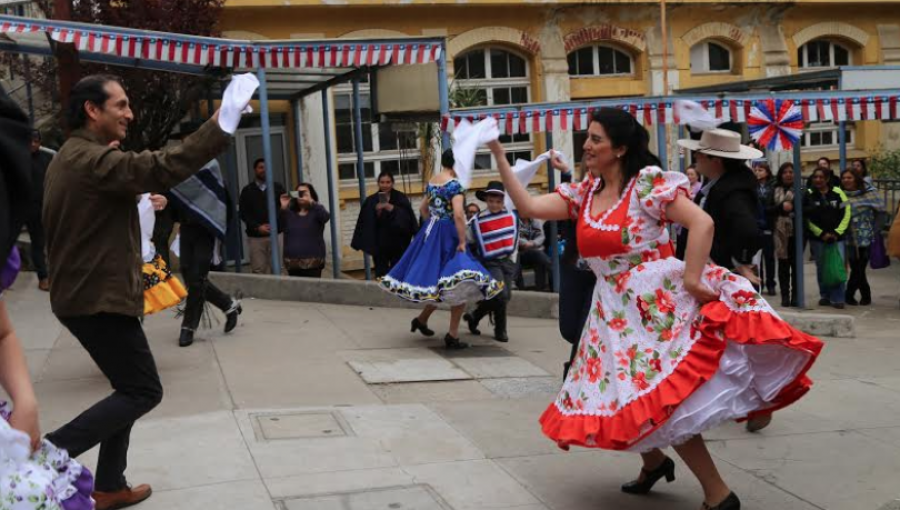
[265,467,414,500]
[497,450,819,510]
[402,460,546,510]
[135,480,275,510]
[370,380,494,404]
[23,348,48,382]
[479,377,561,399]
[281,484,451,510]
[343,348,472,384]
[251,410,354,441]
[450,355,550,379]
[431,398,561,459]
[76,411,259,492]
[788,378,900,429]
[708,430,900,510]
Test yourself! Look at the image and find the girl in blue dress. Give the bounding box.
[380,150,502,349]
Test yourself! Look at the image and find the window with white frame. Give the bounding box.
[334,86,421,182]
[798,39,852,69]
[690,41,733,74]
[799,121,855,151]
[567,44,633,77]
[454,47,533,170]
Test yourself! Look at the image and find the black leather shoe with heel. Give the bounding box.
[443,333,469,350]
[621,457,675,495]
[411,318,435,337]
[703,492,740,510]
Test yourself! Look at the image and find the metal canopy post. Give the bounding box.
[545,131,560,293]
[257,68,282,276]
[292,99,304,183]
[839,121,848,172]
[437,46,451,149]
[353,79,372,280]
[656,122,669,171]
[322,90,342,278]
[792,143,806,309]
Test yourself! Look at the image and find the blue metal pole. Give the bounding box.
[352,79,372,281]
[437,45,451,149]
[256,68,282,276]
[792,143,805,309]
[656,122,669,171]
[292,99,304,183]
[677,125,686,173]
[322,90,342,278]
[838,121,848,173]
[545,130,560,293]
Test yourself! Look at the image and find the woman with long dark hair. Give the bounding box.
[490,108,822,510]
[841,168,886,306]
[380,149,501,349]
[754,162,777,296]
[280,182,331,278]
[352,171,418,277]
[770,162,798,307]
[804,167,851,309]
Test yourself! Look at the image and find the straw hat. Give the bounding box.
[676,128,763,160]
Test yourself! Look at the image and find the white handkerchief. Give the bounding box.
[218,73,260,135]
[504,150,569,212]
[451,117,500,189]
[675,100,724,132]
[170,234,181,259]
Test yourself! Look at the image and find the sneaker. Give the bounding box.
[833,303,846,310]
[93,484,152,510]
[818,298,831,307]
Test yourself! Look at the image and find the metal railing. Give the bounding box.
[873,179,900,218]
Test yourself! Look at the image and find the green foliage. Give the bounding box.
[869,145,900,180]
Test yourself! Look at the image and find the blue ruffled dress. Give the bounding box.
[380,179,502,305]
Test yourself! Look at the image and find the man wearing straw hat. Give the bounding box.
[677,128,772,433]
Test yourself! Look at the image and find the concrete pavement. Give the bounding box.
[2,267,900,510]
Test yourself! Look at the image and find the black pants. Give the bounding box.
[25,208,47,280]
[152,208,175,267]
[373,249,404,278]
[559,262,596,380]
[180,223,234,331]
[759,233,776,292]
[518,249,552,291]
[778,236,798,305]
[288,267,323,278]
[470,258,516,337]
[846,245,871,302]
[46,314,163,492]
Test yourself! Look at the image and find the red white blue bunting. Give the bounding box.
[748,99,804,151]
[0,19,441,69]
[441,96,900,134]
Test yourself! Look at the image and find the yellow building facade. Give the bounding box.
[219,0,900,270]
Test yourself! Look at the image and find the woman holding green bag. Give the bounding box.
[804,167,852,309]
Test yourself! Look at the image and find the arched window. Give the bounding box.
[454,47,533,167]
[798,39,852,68]
[567,44,633,77]
[690,41,732,74]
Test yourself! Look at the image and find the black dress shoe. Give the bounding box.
[845,297,859,306]
[493,330,509,343]
[703,491,741,510]
[463,313,481,335]
[179,329,194,348]
[411,318,435,337]
[621,456,675,495]
[224,302,242,333]
[860,296,872,306]
[444,333,469,350]
[781,297,791,307]
[818,298,831,307]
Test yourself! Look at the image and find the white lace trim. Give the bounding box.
[582,177,636,232]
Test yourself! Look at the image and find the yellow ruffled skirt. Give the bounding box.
[142,255,187,315]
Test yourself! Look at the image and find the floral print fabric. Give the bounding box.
[0,402,94,510]
[541,167,822,451]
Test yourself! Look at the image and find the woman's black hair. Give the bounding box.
[589,108,661,194]
[840,168,865,191]
[66,74,121,131]
[377,170,395,183]
[811,166,831,189]
[441,149,455,170]
[854,159,868,177]
[776,162,794,187]
[290,182,320,211]
[755,161,773,180]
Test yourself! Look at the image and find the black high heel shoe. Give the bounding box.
[621,457,676,495]
[411,318,435,337]
[703,492,740,510]
[444,333,469,350]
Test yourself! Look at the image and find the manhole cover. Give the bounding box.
[251,411,353,441]
[281,485,451,510]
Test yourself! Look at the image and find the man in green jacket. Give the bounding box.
[42,74,243,510]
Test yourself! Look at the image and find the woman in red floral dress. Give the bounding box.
[488,108,822,510]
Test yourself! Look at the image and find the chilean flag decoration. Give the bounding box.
[748,99,804,151]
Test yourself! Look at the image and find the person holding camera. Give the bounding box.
[351,171,418,277]
[280,183,331,278]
